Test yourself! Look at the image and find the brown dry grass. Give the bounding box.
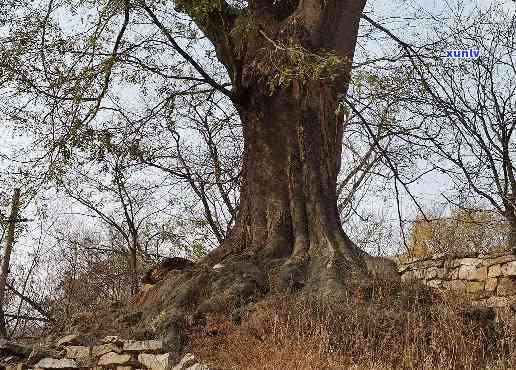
[190,281,516,370]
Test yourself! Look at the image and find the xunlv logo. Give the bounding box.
[446,49,481,59]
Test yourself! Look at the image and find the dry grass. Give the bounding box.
[190,281,516,370]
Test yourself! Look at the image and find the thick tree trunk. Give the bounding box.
[209,80,367,290]
[199,0,370,290]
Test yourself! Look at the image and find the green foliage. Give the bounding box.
[264,40,348,95]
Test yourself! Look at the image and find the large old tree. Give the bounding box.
[1,0,394,331]
[167,0,371,286]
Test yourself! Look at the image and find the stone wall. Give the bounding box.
[0,335,208,370]
[398,250,516,308]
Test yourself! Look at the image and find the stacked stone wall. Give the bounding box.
[0,335,208,370]
[398,250,516,307]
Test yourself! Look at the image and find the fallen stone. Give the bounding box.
[98,352,132,366]
[497,277,516,296]
[35,358,78,369]
[92,343,122,358]
[123,340,163,353]
[501,261,516,276]
[56,335,82,348]
[64,346,90,360]
[138,353,170,370]
[102,336,123,345]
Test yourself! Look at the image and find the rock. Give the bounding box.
[92,343,122,358]
[138,353,170,370]
[459,265,487,281]
[56,335,82,348]
[482,255,516,267]
[488,264,502,278]
[123,340,163,353]
[173,353,206,370]
[173,353,196,370]
[64,346,90,360]
[116,367,132,370]
[466,281,485,294]
[35,358,78,369]
[213,263,224,270]
[497,277,516,296]
[102,336,123,345]
[0,339,32,357]
[485,278,498,292]
[98,352,132,366]
[485,296,510,307]
[458,258,481,266]
[444,280,466,293]
[5,364,24,370]
[501,261,516,276]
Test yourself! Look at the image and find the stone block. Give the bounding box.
[92,343,122,358]
[138,353,170,370]
[485,278,498,292]
[501,261,516,276]
[98,352,132,366]
[444,280,466,293]
[64,346,91,360]
[56,335,82,348]
[116,367,133,370]
[488,264,502,278]
[458,258,481,266]
[123,340,163,353]
[497,277,516,296]
[459,265,487,281]
[425,267,447,280]
[485,296,510,308]
[482,255,515,267]
[102,336,124,345]
[34,358,78,369]
[466,281,485,294]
